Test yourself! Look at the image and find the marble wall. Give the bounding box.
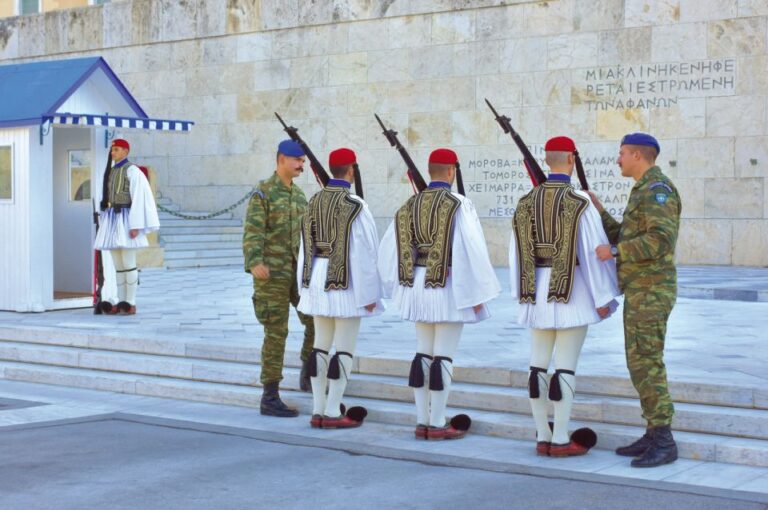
[0,0,766,265]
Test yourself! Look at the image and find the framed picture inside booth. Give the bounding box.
[0,145,12,202]
[68,149,91,202]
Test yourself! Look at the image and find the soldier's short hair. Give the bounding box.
[428,163,453,177]
[626,144,658,163]
[330,165,352,178]
[545,151,570,167]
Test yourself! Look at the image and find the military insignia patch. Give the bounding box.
[649,182,673,193]
[655,193,668,204]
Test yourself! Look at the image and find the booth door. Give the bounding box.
[52,127,93,300]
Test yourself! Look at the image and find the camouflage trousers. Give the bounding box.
[623,287,676,427]
[252,275,315,385]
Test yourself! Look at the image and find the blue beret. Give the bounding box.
[277,139,305,157]
[621,132,660,155]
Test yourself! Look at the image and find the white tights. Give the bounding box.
[413,322,464,428]
[528,325,588,445]
[310,316,361,418]
[111,249,138,305]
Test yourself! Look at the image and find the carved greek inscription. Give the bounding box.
[576,59,736,111]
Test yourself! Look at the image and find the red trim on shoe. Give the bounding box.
[415,424,428,439]
[321,415,362,429]
[549,441,589,457]
[536,441,551,456]
[310,414,323,428]
[427,425,467,440]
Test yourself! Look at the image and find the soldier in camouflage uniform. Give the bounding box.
[590,133,681,468]
[243,139,315,417]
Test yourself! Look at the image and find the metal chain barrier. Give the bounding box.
[156,187,256,220]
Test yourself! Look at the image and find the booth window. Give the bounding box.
[19,0,39,15]
[0,145,11,201]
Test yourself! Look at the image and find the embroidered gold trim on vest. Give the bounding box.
[395,188,461,289]
[301,186,363,291]
[513,182,589,303]
[107,163,132,209]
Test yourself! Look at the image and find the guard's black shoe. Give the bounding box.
[299,360,311,392]
[631,425,678,468]
[260,382,299,418]
[616,429,654,457]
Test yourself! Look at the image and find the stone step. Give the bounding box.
[161,233,243,243]
[0,361,766,467]
[0,327,763,411]
[160,226,244,235]
[163,248,243,260]
[0,341,766,441]
[164,257,244,268]
[162,241,242,251]
[159,218,242,228]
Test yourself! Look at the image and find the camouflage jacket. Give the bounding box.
[243,172,308,279]
[600,166,681,293]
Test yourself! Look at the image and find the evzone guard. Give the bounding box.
[510,136,620,456]
[379,148,501,440]
[94,138,160,315]
[297,148,383,428]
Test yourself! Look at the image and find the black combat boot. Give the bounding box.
[299,360,311,392]
[631,425,678,468]
[615,428,654,457]
[260,382,299,417]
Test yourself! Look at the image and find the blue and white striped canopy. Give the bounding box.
[43,113,194,132]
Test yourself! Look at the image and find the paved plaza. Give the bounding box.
[0,264,767,508]
[2,265,767,386]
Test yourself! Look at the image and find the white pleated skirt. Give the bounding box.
[391,267,490,324]
[297,258,383,318]
[94,209,149,250]
[516,267,617,329]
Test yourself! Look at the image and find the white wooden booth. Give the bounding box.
[0,57,193,312]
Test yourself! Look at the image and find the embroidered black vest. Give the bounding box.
[301,186,363,291]
[513,181,589,303]
[105,161,132,211]
[395,188,461,289]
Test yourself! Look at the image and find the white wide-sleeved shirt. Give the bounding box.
[297,193,384,318]
[378,188,501,323]
[94,162,160,250]
[509,188,620,329]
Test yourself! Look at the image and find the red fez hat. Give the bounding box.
[429,148,458,165]
[329,148,356,167]
[544,136,576,152]
[112,139,130,150]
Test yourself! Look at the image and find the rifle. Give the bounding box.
[573,151,589,191]
[484,98,547,186]
[374,113,428,194]
[274,112,330,189]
